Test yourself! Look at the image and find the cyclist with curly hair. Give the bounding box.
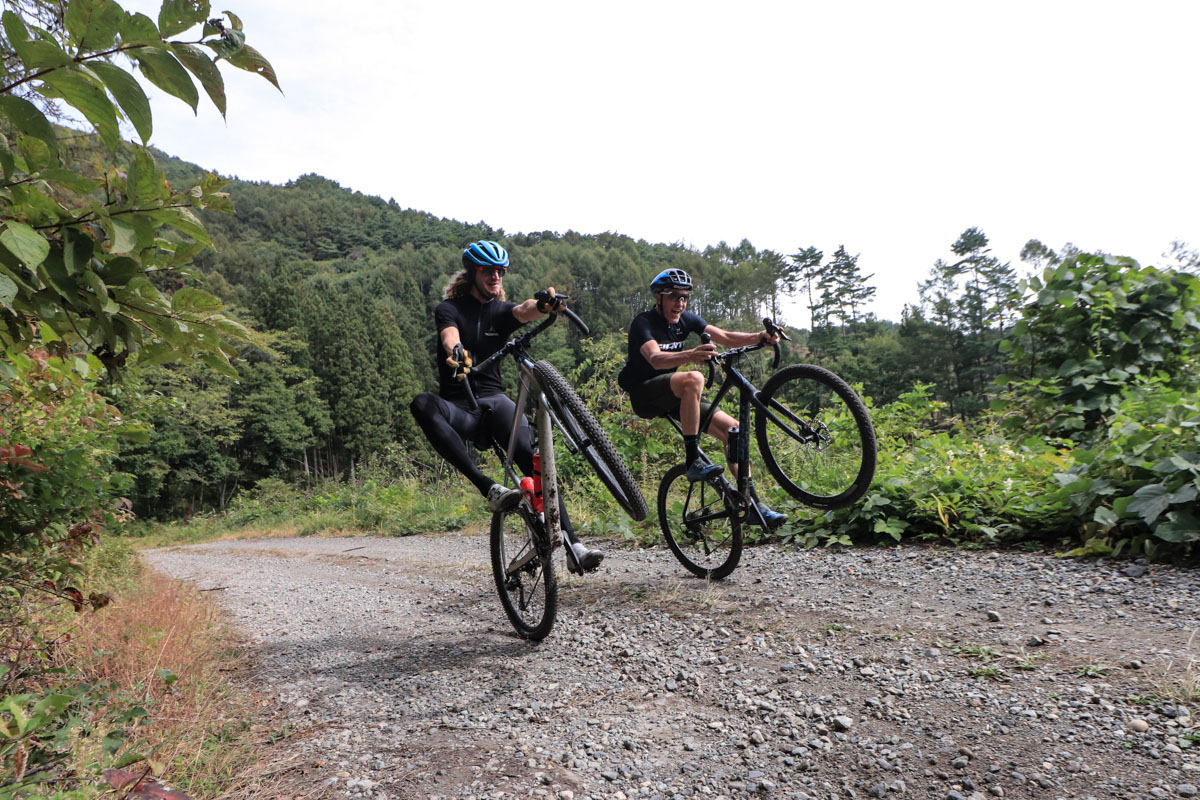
[410,241,605,572]
[619,268,787,528]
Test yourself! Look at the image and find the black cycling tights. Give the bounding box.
[409,392,577,539]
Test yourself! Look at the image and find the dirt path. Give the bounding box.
[145,534,1200,800]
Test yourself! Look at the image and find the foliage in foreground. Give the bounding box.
[1,540,262,799]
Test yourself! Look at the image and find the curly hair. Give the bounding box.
[443,268,506,301]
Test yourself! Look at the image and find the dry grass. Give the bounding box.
[58,564,270,798]
[1150,652,1200,705]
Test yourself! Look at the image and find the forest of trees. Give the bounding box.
[119,157,1142,520]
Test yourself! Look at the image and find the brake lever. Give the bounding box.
[762,318,788,369]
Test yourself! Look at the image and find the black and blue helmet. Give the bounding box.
[462,240,510,270]
[650,268,692,293]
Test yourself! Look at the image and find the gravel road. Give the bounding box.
[144,533,1200,800]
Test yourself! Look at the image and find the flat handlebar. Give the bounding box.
[699,319,789,389]
[458,301,588,411]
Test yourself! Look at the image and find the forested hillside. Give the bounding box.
[132,153,1089,520]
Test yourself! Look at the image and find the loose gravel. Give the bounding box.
[143,534,1200,800]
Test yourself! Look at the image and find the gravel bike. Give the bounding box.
[658,319,877,579]
[458,302,648,640]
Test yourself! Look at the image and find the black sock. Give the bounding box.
[684,434,700,464]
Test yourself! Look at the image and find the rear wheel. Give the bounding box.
[533,360,649,521]
[490,509,556,640]
[657,463,743,580]
[755,365,876,509]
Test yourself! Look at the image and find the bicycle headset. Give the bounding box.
[650,269,692,293]
[463,240,510,270]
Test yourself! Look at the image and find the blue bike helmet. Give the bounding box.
[462,240,510,270]
[650,268,692,293]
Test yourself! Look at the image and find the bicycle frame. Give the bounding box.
[462,311,580,570]
[667,339,811,529]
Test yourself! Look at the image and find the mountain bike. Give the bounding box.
[657,319,877,579]
[458,302,648,640]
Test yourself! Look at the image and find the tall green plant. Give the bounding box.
[1,0,280,379]
[1001,254,1200,437]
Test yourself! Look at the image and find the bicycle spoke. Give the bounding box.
[491,509,556,640]
[657,463,743,579]
[756,365,876,509]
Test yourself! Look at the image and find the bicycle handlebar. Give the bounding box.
[699,319,789,389]
[458,300,588,411]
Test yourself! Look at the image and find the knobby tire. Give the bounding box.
[657,462,743,580]
[490,509,557,640]
[754,364,877,509]
[532,360,649,522]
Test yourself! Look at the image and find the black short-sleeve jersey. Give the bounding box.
[618,308,709,392]
[434,295,523,400]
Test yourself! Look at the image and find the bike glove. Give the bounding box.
[446,345,473,380]
[534,288,565,313]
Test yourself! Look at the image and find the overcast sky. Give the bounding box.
[121,0,1200,322]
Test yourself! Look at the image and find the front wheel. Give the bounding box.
[755,364,877,509]
[490,509,557,640]
[533,361,649,521]
[657,463,743,580]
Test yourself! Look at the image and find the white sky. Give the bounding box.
[120,0,1200,323]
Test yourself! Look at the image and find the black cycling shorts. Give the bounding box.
[627,373,712,422]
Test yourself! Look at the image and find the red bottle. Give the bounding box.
[531,452,544,513]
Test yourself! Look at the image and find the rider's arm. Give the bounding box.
[440,325,462,357]
[639,338,717,369]
[704,325,779,348]
[512,299,544,324]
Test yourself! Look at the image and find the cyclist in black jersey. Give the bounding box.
[410,241,605,572]
[618,268,787,528]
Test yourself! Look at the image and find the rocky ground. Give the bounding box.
[143,533,1200,800]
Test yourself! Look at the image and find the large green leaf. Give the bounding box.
[171,287,222,313]
[125,147,162,205]
[169,42,225,117]
[0,274,16,309]
[38,248,80,301]
[15,133,53,172]
[41,68,120,149]
[133,47,199,112]
[158,0,210,38]
[133,341,180,367]
[2,11,74,69]
[1126,483,1196,525]
[90,62,153,143]
[0,135,13,179]
[61,228,94,275]
[81,269,119,313]
[1154,510,1200,544]
[64,0,123,51]
[0,222,50,269]
[37,168,102,195]
[102,217,139,255]
[223,43,280,91]
[97,256,141,286]
[118,12,161,46]
[151,206,210,245]
[0,95,59,159]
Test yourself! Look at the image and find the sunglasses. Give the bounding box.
[663,292,690,303]
[475,266,508,277]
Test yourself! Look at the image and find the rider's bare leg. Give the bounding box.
[671,371,724,482]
